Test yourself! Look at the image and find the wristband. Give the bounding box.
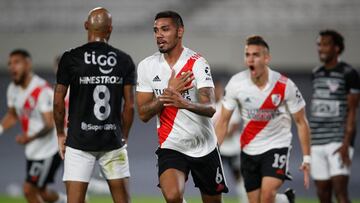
[303,155,311,164]
[0,125,4,135]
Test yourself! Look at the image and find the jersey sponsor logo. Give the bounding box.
[84,51,117,74]
[314,89,330,98]
[330,71,343,77]
[311,99,340,117]
[154,88,164,96]
[246,109,280,121]
[153,75,161,82]
[81,122,117,131]
[79,76,123,85]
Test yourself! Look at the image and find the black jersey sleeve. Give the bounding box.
[57,51,72,86]
[345,67,360,94]
[123,54,136,85]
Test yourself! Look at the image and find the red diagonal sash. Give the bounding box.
[240,75,287,148]
[20,84,50,133]
[158,54,201,146]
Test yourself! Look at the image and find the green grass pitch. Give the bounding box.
[3,195,360,203]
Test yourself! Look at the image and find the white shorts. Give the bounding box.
[311,142,354,180]
[63,146,130,182]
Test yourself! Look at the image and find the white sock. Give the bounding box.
[275,193,289,203]
[183,198,187,203]
[55,192,67,203]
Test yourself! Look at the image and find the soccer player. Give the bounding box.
[212,80,248,203]
[0,49,65,203]
[215,36,311,203]
[54,7,135,203]
[136,10,228,203]
[309,29,360,203]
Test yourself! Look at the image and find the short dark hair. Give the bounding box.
[9,49,31,59]
[155,10,184,27]
[246,35,270,52]
[319,29,344,54]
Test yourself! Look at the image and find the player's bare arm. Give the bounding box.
[334,93,359,166]
[121,84,134,142]
[53,83,68,159]
[136,92,164,122]
[160,87,216,117]
[0,107,18,132]
[16,111,55,145]
[292,107,311,189]
[215,106,234,145]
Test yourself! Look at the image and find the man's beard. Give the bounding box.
[13,73,26,85]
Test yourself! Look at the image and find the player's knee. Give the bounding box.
[162,188,184,203]
[333,189,349,202]
[316,190,332,202]
[260,189,277,203]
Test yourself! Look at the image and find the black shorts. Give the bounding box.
[156,147,229,195]
[26,153,62,188]
[241,147,292,192]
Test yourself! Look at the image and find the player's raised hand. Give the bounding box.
[333,144,351,167]
[160,88,188,108]
[299,162,310,189]
[57,133,66,160]
[168,69,194,92]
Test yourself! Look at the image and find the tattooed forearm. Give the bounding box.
[31,125,54,140]
[53,84,68,135]
[138,97,164,122]
[185,87,216,117]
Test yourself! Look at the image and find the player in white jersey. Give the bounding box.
[212,80,248,203]
[136,11,228,203]
[0,49,65,203]
[215,36,311,203]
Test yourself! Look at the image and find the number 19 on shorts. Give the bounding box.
[93,85,111,121]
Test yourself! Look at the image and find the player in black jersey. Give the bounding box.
[54,7,135,203]
[310,29,360,203]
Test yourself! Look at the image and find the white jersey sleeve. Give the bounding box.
[222,77,238,111]
[38,88,54,112]
[6,84,15,108]
[136,60,153,93]
[285,79,306,114]
[192,58,214,89]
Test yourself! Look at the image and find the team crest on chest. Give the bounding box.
[271,94,281,107]
[326,80,339,92]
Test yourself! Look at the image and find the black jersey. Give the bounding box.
[57,42,135,151]
[309,62,360,146]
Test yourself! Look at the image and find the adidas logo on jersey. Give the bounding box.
[245,97,251,103]
[153,75,161,82]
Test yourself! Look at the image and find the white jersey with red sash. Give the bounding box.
[7,75,58,160]
[223,68,306,155]
[136,47,217,157]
